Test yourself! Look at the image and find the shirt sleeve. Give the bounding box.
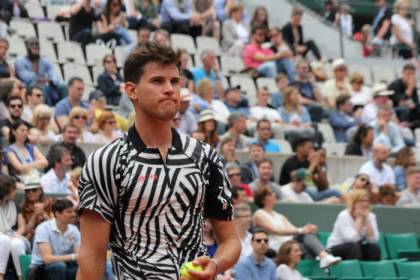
[33,223,50,245]
[204,145,233,220]
[366,213,379,243]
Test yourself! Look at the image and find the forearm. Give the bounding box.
[44,253,75,264]
[212,236,241,273]
[76,248,107,280]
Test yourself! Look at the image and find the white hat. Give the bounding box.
[372,83,393,97]
[23,177,42,190]
[180,88,192,101]
[199,109,216,123]
[332,58,347,70]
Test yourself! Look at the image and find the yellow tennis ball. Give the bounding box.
[180,262,203,280]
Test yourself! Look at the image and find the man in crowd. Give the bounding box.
[233,203,253,259]
[281,168,314,203]
[41,146,73,194]
[397,166,420,207]
[269,27,296,81]
[22,85,44,122]
[252,119,281,153]
[0,95,33,139]
[240,143,265,183]
[152,29,170,46]
[250,159,282,199]
[362,83,393,124]
[371,0,392,46]
[249,87,283,124]
[220,112,250,150]
[359,144,395,189]
[322,58,351,109]
[329,94,359,142]
[178,88,197,135]
[125,25,151,56]
[371,106,405,153]
[224,86,250,116]
[160,0,202,37]
[192,50,224,98]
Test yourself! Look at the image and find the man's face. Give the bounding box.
[374,146,389,163]
[8,99,23,119]
[378,110,392,122]
[252,29,265,44]
[234,209,252,231]
[128,62,181,122]
[56,207,76,224]
[179,100,189,113]
[226,89,242,105]
[341,99,353,114]
[27,40,40,56]
[334,66,348,80]
[202,52,216,68]
[297,62,309,77]
[28,88,44,106]
[59,153,73,171]
[407,173,420,191]
[292,180,306,193]
[402,69,415,83]
[291,14,302,25]
[257,89,270,105]
[250,146,265,163]
[257,121,272,141]
[258,162,272,181]
[138,29,150,45]
[63,127,79,144]
[228,168,242,187]
[298,142,313,159]
[69,80,84,101]
[154,33,170,47]
[233,116,247,134]
[251,232,269,255]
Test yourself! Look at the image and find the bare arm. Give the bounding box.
[28,146,48,170]
[39,242,76,264]
[376,19,391,39]
[254,211,299,236]
[6,152,31,173]
[76,210,111,280]
[392,25,414,47]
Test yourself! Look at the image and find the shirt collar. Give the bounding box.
[128,125,182,153]
[249,254,268,266]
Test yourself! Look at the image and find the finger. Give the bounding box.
[192,256,210,266]
[188,267,213,279]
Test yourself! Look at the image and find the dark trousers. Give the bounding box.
[302,39,322,60]
[28,262,77,280]
[161,20,202,38]
[330,242,381,261]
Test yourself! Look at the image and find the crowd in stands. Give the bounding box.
[0,0,420,279]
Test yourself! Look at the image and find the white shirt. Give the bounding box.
[240,232,253,258]
[250,106,282,122]
[41,169,71,194]
[281,183,314,203]
[210,100,230,124]
[338,13,353,37]
[361,102,378,124]
[234,21,249,44]
[350,86,372,106]
[277,264,309,280]
[390,14,413,45]
[359,160,395,189]
[327,209,379,249]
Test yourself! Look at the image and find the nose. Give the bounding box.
[163,80,176,96]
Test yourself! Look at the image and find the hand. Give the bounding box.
[354,209,364,219]
[34,203,44,216]
[180,256,217,280]
[213,62,219,74]
[377,117,388,132]
[297,45,307,53]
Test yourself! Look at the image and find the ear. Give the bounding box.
[124,82,138,101]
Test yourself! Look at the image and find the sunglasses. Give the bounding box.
[25,188,39,193]
[228,173,241,178]
[9,104,23,109]
[74,115,87,120]
[254,238,269,244]
[358,176,370,183]
[105,60,116,64]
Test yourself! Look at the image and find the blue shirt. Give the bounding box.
[233,254,277,280]
[225,102,250,117]
[271,92,283,109]
[251,138,281,153]
[160,0,192,24]
[393,165,407,192]
[15,56,61,87]
[192,67,222,98]
[54,98,88,117]
[31,219,81,266]
[278,106,311,124]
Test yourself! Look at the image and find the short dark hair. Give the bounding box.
[67,77,83,87]
[251,24,267,35]
[257,119,271,129]
[253,185,272,208]
[9,119,30,144]
[6,95,23,106]
[124,41,181,84]
[50,146,71,166]
[403,63,416,72]
[0,175,17,202]
[292,137,312,152]
[138,25,151,34]
[252,227,268,240]
[27,85,43,97]
[62,123,79,134]
[249,143,264,151]
[256,158,272,167]
[336,94,351,109]
[52,198,74,215]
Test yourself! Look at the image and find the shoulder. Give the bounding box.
[84,136,126,169]
[337,209,350,219]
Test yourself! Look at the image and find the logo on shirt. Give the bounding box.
[138,174,159,183]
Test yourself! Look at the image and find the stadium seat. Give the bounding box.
[372,65,396,84]
[378,233,389,260]
[113,45,126,68]
[220,55,245,75]
[296,259,330,278]
[52,63,63,81]
[272,139,292,154]
[85,43,112,66]
[396,262,420,280]
[170,34,196,55]
[196,36,221,56]
[63,63,93,85]
[330,260,371,279]
[361,260,398,278]
[256,77,278,93]
[25,2,45,19]
[323,143,345,156]
[9,19,37,39]
[230,75,257,105]
[92,65,104,85]
[386,233,420,260]
[46,5,65,21]
[57,41,85,64]
[19,254,32,280]
[348,64,373,86]
[7,36,27,58]
[318,123,336,143]
[318,231,330,246]
[39,39,57,62]
[83,84,95,101]
[38,22,65,43]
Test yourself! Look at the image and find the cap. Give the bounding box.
[371,83,393,97]
[199,109,216,123]
[180,88,192,102]
[292,168,310,181]
[89,90,105,101]
[23,177,42,190]
[25,36,39,45]
[225,85,241,95]
[332,58,347,70]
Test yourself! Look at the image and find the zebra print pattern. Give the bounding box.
[78,127,233,279]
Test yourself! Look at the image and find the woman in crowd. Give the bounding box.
[390,0,415,59]
[197,109,219,147]
[345,125,374,158]
[97,54,124,106]
[0,38,14,80]
[393,147,416,191]
[98,0,132,46]
[203,219,217,258]
[93,111,121,144]
[349,72,371,107]
[218,136,238,165]
[69,106,95,144]
[3,120,48,181]
[253,186,341,269]
[276,240,309,280]
[221,3,249,56]
[226,162,253,200]
[342,173,378,204]
[327,189,381,261]
[250,6,269,40]
[31,104,57,145]
[193,0,220,39]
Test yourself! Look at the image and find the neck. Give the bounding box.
[55,219,68,233]
[238,227,248,239]
[296,153,306,162]
[135,110,172,149]
[259,177,269,184]
[102,129,113,137]
[253,252,265,263]
[68,96,80,106]
[15,141,25,148]
[54,167,65,180]
[252,40,261,46]
[262,205,272,212]
[408,186,418,195]
[203,65,212,72]
[373,159,383,168]
[259,137,268,144]
[289,262,297,269]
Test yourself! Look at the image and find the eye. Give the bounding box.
[171,78,180,85]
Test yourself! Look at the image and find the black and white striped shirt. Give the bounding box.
[78,126,233,279]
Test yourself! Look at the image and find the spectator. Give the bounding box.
[92,111,121,144]
[371,0,392,46]
[390,0,415,59]
[67,167,82,207]
[125,0,159,29]
[396,166,420,207]
[252,119,281,153]
[253,186,341,267]
[322,58,351,109]
[371,106,404,154]
[388,63,419,125]
[192,50,224,99]
[41,146,73,194]
[345,124,374,157]
[359,144,395,189]
[22,85,44,123]
[224,86,250,116]
[28,199,80,280]
[240,143,265,184]
[275,240,310,280]
[220,112,250,150]
[0,80,23,121]
[0,38,15,80]
[117,92,134,119]
[282,7,322,60]
[15,37,64,106]
[125,25,151,56]
[249,159,282,199]
[197,109,219,147]
[0,175,27,280]
[334,2,353,37]
[179,49,195,93]
[193,0,220,39]
[68,107,95,144]
[98,0,132,46]
[1,0,28,23]
[226,162,253,200]
[233,203,253,258]
[3,120,48,181]
[203,219,217,257]
[97,54,124,106]
[394,147,415,192]
[18,179,53,242]
[271,73,289,109]
[178,88,197,135]
[329,94,359,143]
[250,6,269,37]
[343,173,377,204]
[221,3,249,57]
[327,189,381,261]
[269,27,296,81]
[232,187,249,205]
[160,0,202,38]
[0,95,33,140]
[233,228,277,280]
[151,28,170,46]
[378,184,397,206]
[281,168,314,203]
[218,136,238,165]
[47,124,86,170]
[55,77,88,130]
[250,87,283,124]
[349,72,371,106]
[362,83,393,124]
[353,24,374,57]
[215,0,249,22]
[278,86,314,142]
[32,104,58,145]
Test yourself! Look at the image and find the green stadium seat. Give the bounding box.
[330,260,372,279]
[318,232,331,247]
[378,233,389,260]
[297,259,329,277]
[385,233,420,260]
[19,254,31,280]
[396,262,420,280]
[361,260,397,278]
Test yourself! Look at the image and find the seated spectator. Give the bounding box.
[0,38,15,80]
[269,27,296,81]
[334,2,353,37]
[240,143,265,184]
[282,7,322,60]
[28,199,80,280]
[328,95,359,143]
[193,0,220,39]
[371,0,392,47]
[226,162,253,200]
[67,167,82,207]
[221,3,249,57]
[250,87,283,124]
[250,159,282,199]
[378,184,397,206]
[233,203,253,258]
[68,107,95,144]
[271,73,289,109]
[281,168,315,203]
[251,119,281,153]
[220,112,250,150]
[124,26,151,57]
[179,50,195,93]
[97,54,124,106]
[310,60,328,82]
[359,144,395,190]
[215,0,249,23]
[55,77,88,130]
[32,104,58,146]
[125,0,159,29]
[0,96,33,140]
[1,0,28,23]
[218,136,238,165]
[393,147,415,192]
[197,109,219,147]
[349,72,372,106]
[18,179,53,242]
[22,85,44,123]
[253,186,340,267]
[371,106,404,154]
[224,86,250,116]
[232,187,249,205]
[192,50,224,99]
[92,111,121,144]
[353,24,374,57]
[345,124,374,158]
[322,58,351,109]
[361,83,393,124]
[278,86,314,142]
[0,80,22,121]
[327,189,381,261]
[276,240,311,280]
[151,28,170,46]
[177,89,197,135]
[47,124,86,170]
[41,146,73,194]
[98,0,133,46]
[390,0,415,59]
[15,37,64,106]
[250,6,269,36]
[343,173,378,204]
[3,120,48,181]
[160,0,202,38]
[396,166,420,207]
